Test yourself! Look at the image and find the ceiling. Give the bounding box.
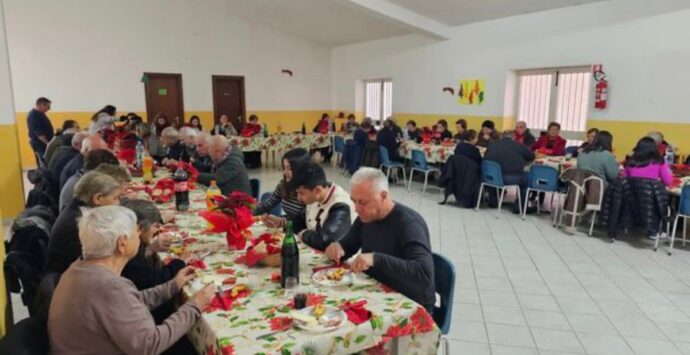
[225,0,412,47]
[386,0,604,26]
[225,0,606,47]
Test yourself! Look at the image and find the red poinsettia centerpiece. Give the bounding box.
[199,192,257,250]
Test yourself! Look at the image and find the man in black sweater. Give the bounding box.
[325,167,435,312]
[484,129,535,210]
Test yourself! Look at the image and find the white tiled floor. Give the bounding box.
[10,162,690,354]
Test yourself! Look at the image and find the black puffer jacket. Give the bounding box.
[439,153,480,208]
[601,177,670,239]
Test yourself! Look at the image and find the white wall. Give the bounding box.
[331,0,690,123]
[0,0,15,124]
[4,0,332,113]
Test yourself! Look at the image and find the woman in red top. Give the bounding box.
[530,122,566,156]
[241,115,263,137]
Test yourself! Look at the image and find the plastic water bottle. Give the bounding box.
[135,140,144,168]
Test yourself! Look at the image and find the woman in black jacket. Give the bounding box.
[120,199,191,290]
[376,119,401,162]
[454,130,483,166]
[46,171,123,273]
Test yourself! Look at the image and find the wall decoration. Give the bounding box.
[442,86,455,95]
[458,79,485,105]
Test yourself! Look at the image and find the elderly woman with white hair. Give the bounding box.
[48,206,214,355]
[47,171,123,273]
[160,126,190,166]
[324,167,435,313]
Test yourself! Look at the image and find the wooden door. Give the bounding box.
[143,72,185,124]
[212,75,246,131]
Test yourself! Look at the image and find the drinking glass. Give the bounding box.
[285,277,299,298]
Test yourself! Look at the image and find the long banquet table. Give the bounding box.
[150,180,440,355]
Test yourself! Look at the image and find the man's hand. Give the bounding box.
[174,266,197,289]
[262,215,285,229]
[350,253,374,273]
[325,242,345,264]
[163,158,179,166]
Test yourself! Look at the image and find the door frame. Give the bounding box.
[143,72,185,123]
[212,75,246,127]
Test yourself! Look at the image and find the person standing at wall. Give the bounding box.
[27,97,54,167]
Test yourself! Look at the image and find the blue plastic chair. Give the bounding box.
[260,192,282,217]
[475,160,523,217]
[433,253,455,355]
[407,150,440,195]
[522,165,560,220]
[668,185,690,255]
[379,146,407,183]
[249,178,260,199]
[333,136,346,168]
[565,145,579,156]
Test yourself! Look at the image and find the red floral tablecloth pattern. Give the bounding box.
[228,133,333,153]
[152,184,440,355]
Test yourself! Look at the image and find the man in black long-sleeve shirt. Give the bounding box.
[325,167,435,312]
[27,97,54,167]
[484,129,535,210]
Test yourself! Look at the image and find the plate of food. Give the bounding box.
[291,304,346,333]
[311,267,354,287]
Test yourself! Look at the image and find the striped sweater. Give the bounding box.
[253,182,305,220]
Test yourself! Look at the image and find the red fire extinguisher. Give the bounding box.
[593,65,608,110]
[595,79,608,110]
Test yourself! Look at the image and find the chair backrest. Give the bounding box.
[249,178,260,199]
[432,253,455,335]
[528,165,559,191]
[378,146,392,165]
[679,185,690,215]
[260,192,283,217]
[480,160,505,187]
[565,145,579,155]
[411,150,429,170]
[334,136,345,153]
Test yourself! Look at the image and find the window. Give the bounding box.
[365,79,392,125]
[516,67,591,146]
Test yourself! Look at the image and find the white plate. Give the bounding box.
[292,306,346,333]
[311,268,354,287]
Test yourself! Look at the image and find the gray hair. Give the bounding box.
[93,164,131,184]
[74,171,121,206]
[196,132,212,145]
[79,205,137,260]
[80,134,102,154]
[71,132,88,149]
[502,129,514,139]
[120,199,161,231]
[179,126,198,138]
[647,131,663,144]
[161,126,179,140]
[209,135,230,151]
[350,167,389,194]
[515,121,527,127]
